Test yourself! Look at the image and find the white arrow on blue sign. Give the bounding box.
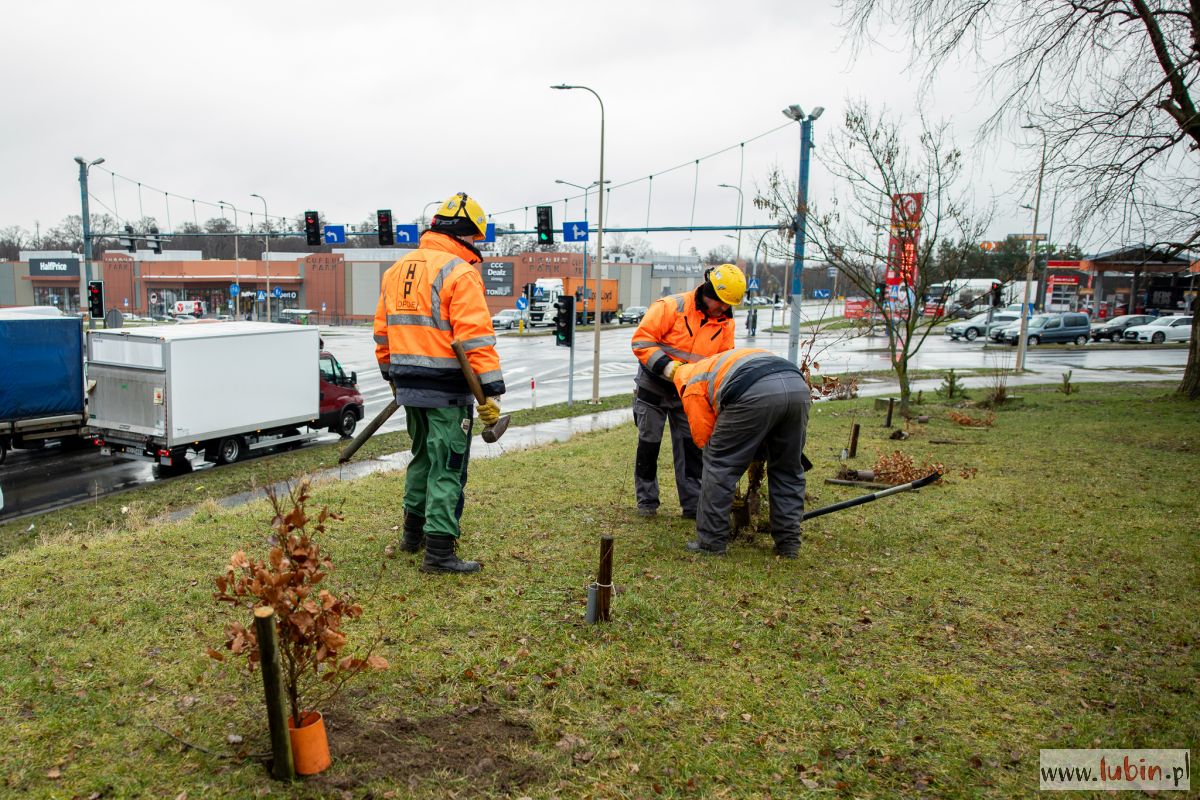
[813,289,831,299]
[272,286,283,298]
[563,222,588,242]
[515,296,528,310]
[395,224,419,243]
[323,225,346,244]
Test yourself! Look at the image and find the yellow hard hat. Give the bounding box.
[432,192,488,240]
[708,263,746,306]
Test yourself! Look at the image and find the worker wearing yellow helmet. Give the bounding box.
[374,191,503,574]
[630,262,746,519]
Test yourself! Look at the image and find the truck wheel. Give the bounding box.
[337,408,358,438]
[216,436,243,465]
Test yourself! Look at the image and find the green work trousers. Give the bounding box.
[404,405,473,538]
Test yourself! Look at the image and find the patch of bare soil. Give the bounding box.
[313,703,545,795]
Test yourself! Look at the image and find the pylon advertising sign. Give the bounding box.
[886,193,923,288]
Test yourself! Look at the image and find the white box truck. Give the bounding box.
[87,322,326,469]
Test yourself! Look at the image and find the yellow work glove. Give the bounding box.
[663,360,683,380]
[478,398,501,426]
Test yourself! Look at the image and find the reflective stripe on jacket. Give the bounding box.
[630,286,735,395]
[373,232,505,404]
[671,348,790,448]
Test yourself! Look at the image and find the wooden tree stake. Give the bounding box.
[848,423,861,458]
[254,607,295,781]
[884,398,896,428]
[597,536,615,622]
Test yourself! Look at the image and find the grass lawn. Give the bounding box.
[0,383,1195,798]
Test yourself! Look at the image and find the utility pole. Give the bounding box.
[75,156,104,325]
[782,105,823,364]
[1015,126,1046,372]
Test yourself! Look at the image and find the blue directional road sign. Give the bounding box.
[483,223,496,243]
[747,277,760,291]
[515,296,528,311]
[323,225,346,245]
[813,288,831,299]
[564,221,588,242]
[272,286,283,299]
[533,285,545,298]
[229,282,240,297]
[394,224,419,244]
[256,289,267,301]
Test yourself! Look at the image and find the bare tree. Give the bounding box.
[840,0,1200,396]
[756,102,989,409]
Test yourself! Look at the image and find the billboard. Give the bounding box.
[886,193,922,288]
[29,257,81,277]
[482,261,514,297]
[651,261,706,279]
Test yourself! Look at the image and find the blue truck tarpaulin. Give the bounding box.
[0,316,85,420]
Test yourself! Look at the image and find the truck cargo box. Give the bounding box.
[87,322,319,448]
[0,312,85,422]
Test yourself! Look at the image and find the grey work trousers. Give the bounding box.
[633,391,702,515]
[695,371,810,550]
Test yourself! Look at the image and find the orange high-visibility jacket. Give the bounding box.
[630,287,735,395]
[672,348,797,447]
[374,232,505,402]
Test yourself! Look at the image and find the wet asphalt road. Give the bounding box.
[0,309,1187,524]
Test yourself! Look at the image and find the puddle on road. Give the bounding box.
[165,408,634,523]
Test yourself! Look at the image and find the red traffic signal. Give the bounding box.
[377,209,394,246]
[304,211,321,246]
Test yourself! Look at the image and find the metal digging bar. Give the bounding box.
[801,471,941,522]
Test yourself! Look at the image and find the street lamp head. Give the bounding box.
[91,157,105,166]
[74,156,85,165]
[809,106,825,121]
[782,105,805,122]
[551,84,574,90]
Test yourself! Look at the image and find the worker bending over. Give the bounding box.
[669,347,810,557]
[630,264,744,518]
[374,192,504,574]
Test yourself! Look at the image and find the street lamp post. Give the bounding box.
[74,155,104,322]
[677,238,692,260]
[250,193,270,322]
[781,104,824,365]
[1015,125,1046,373]
[717,183,744,264]
[218,201,240,316]
[552,83,606,404]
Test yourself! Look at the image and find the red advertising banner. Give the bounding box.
[1047,274,1080,285]
[843,298,871,318]
[887,193,923,288]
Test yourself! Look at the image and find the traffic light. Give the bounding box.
[536,206,555,245]
[87,280,104,318]
[147,225,163,254]
[377,209,394,246]
[991,282,1002,307]
[875,281,886,300]
[304,211,321,246]
[121,224,136,253]
[554,294,575,347]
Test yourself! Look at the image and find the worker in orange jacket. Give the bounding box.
[374,192,504,574]
[630,264,744,518]
[670,348,810,557]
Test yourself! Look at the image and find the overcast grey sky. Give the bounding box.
[3,0,1053,257]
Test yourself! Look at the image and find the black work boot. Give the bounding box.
[772,529,803,559]
[399,511,426,553]
[685,539,727,556]
[420,535,482,574]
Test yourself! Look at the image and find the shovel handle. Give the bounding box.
[451,340,488,406]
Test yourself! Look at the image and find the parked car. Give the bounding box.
[619,306,647,324]
[1090,314,1153,342]
[491,309,522,330]
[946,311,1017,342]
[1123,315,1194,344]
[173,314,197,322]
[998,312,1091,346]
